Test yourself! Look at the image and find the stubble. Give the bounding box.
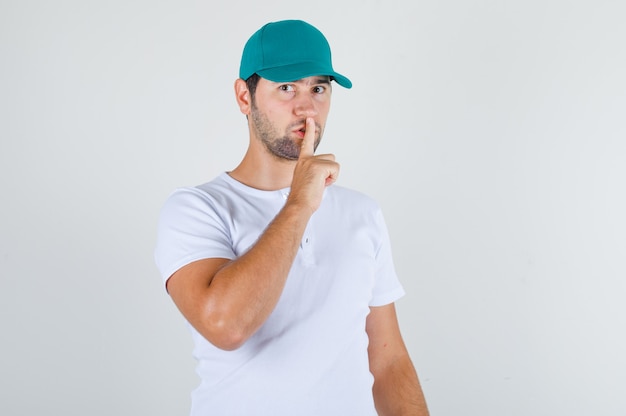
[250,104,322,161]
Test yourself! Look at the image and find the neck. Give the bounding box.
[228,145,296,191]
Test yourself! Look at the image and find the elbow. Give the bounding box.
[206,323,248,351]
[199,310,250,351]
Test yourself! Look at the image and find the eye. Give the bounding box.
[279,84,295,92]
[312,85,327,94]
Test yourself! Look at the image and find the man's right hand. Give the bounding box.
[287,117,340,215]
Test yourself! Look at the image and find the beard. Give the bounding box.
[250,103,322,161]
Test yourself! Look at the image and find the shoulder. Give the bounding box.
[158,175,236,224]
[162,174,233,208]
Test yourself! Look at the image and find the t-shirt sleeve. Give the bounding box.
[369,208,406,307]
[154,187,236,287]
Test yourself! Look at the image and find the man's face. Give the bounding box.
[249,76,332,160]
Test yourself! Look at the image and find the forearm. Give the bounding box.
[203,201,311,347]
[372,355,429,416]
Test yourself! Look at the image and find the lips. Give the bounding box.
[292,125,307,138]
[290,121,319,139]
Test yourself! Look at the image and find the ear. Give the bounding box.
[234,78,252,116]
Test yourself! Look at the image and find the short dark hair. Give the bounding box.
[245,73,260,102]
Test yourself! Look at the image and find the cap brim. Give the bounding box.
[257,62,352,89]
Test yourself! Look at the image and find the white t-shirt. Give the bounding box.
[155,173,405,415]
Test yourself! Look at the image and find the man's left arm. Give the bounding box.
[366,303,429,416]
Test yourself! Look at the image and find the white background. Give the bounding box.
[1,0,625,415]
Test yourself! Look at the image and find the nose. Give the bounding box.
[293,93,318,118]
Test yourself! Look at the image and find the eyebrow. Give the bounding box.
[310,77,331,85]
[287,77,331,85]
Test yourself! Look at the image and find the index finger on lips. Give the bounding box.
[299,117,315,159]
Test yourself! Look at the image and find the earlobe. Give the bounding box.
[234,78,251,115]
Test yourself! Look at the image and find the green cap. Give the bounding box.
[239,20,352,89]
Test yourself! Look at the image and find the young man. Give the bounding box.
[155,20,429,415]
